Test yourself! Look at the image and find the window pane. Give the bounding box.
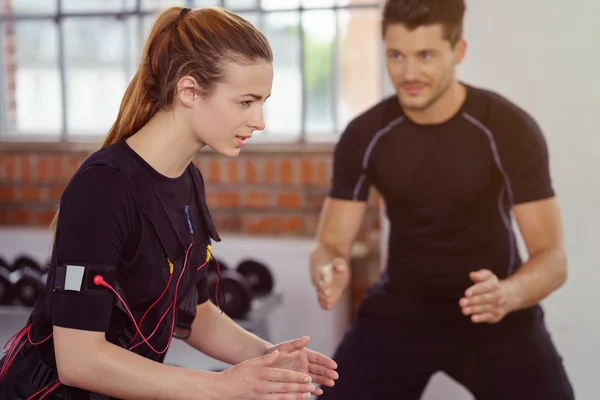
[142,0,189,10]
[336,8,382,132]
[303,10,335,137]
[193,0,222,7]
[261,12,302,138]
[225,0,258,10]
[337,0,378,5]
[11,0,57,14]
[237,12,260,29]
[64,17,135,136]
[261,0,300,11]
[6,21,62,135]
[63,0,136,12]
[302,0,335,7]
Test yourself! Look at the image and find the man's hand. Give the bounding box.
[459,269,519,324]
[313,258,351,310]
[266,336,339,396]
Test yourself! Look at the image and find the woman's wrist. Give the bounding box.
[183,369,222,400]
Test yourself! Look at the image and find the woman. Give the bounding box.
[0,7,337,400]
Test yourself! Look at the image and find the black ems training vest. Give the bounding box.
[0,145,221,400]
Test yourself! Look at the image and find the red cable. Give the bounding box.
[3,242,218,399]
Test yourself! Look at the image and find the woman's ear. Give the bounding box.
[176,75,198,108]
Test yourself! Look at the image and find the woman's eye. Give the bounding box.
[241,101,252,108]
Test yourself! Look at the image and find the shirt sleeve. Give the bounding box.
[51,165,132,332]
[196,274,209,305]
[329,117,373,202]
[503,114,555,205]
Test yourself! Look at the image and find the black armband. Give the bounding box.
[54,263,117,293]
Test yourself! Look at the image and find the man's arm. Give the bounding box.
[503,197,568,310]
[310,197,367,309]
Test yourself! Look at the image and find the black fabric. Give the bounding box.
[330,83,555,311]
[324,83,571,398]
[1,139,220,399]
[319,314,574,400]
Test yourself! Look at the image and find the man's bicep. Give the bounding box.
[513,197,564,256]
[329,121,372,202]
[506,117,555,205]
[316,197,367,256]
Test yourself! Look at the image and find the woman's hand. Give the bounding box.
[266,336,339,396]
[213,350,315,399]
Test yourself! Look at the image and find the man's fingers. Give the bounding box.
[462,303,495,316]
[332,257,347,272]
[470,312,495,323]
[469,269,494,283]
[318,264,333,286]
[465,279,498,297]
[461,292,496,307]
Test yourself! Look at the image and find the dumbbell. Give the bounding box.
[207,269,252,319]
[0,256,16,306]
[236,259,274,297]
[11,255,46,307]
[207,257,229,274]
[206,258,274,319]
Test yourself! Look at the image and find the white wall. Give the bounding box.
[380,1,600,399]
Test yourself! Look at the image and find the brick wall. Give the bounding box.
[0,146,381,239]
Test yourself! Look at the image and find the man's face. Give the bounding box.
[384,23,466,112]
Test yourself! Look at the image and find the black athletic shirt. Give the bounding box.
[51,140,210,332]
[330,84,554,323]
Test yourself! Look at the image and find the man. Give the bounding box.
[309,0,575,399]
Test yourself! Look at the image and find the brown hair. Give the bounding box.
[50,6,272,234]
[382,0,466,45]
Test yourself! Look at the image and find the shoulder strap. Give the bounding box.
[189,164,221,242]
[79,146,186,262]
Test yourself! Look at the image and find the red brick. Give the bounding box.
[315,160,331,187]
[208,159,220,183]
[245,159,258,184]
[279,159,293,185]
[213,190,239,208]
[19,186,41,202]
[245,191,269,208]
[19,154,32,182]
[1,154,16,181]
[0,185,15,201]
[279,216,304,234]
[276,192,301,209]
[300,159,313,185]
[49,185,65,201]
[263,159,276,184]
[35,209,57,226]
[227,160,239,184]
[9,208,32,225]
[242,215,278,234]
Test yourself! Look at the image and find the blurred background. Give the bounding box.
[0,0,599,399]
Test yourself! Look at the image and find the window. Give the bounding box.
[0,0,383,142]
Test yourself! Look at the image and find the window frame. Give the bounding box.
[0,0,384,147]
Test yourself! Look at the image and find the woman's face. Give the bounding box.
[190,60,273,157]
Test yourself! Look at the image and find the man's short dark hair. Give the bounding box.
[382,0,466,45]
